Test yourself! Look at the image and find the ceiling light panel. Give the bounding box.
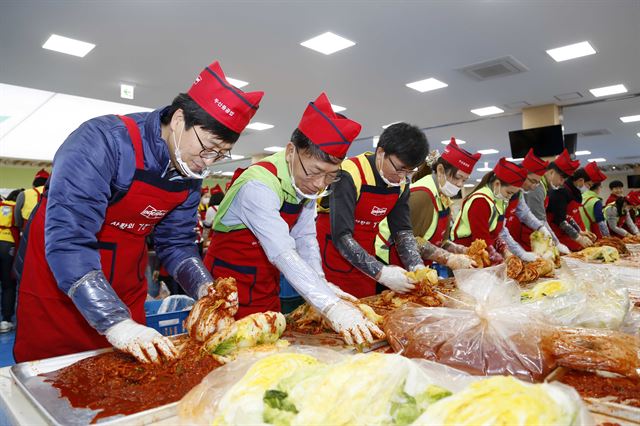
[478,149,499,155]
[470,106,504,116]
[245,122,274,130]
[264,146,285,152]
[589,84,627,97]
[42,34,95,57]
[546,41,596,62]
[300,32,355,55]
[406,78,448,93]
[620,115,640,123]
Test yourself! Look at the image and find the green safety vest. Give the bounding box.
[451,185,506,240]
[580,189,601,230]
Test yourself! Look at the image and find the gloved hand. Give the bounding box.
[580,230,597,242]
[487,245,504,265]
[575,235,593,248]
[556,243,571,255]
[445,253,477,269]
[326,281,358,303]
[323,300,385,346]
[520,251,539,262]
[105,319,177,363]
[377,265,415,293]
[538,226,552,238]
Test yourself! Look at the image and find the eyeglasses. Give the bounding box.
[526,177,541,186]
[297,150,341,184]
[193,127,232,160]
[387,156,417,178]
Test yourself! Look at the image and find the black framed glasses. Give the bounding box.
[387,155,417,178]
[297,150,341,184]
[193,127,232,160]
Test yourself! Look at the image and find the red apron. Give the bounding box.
[505,193,548,251]
[14,115,193,362]
[316,157,401,298]
[453,193,505,248]
[203,162,305,319]
[377,186,450,267]
[548,199,585,252]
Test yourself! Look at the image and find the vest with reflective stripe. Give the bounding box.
[0,200,17,243]
[451,185,506,239]
[21,186,44,221]
[580,189,601,229]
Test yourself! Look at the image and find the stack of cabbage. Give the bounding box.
[179,351,590,425]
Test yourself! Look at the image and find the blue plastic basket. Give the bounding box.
[144,300,190,336]
[279,275,300,299]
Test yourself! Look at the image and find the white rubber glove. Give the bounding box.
[445,254,477,269]
[520,251,539,262]
[556,243,571,255]
[105,319,177,363]
[538,225,552,238]
[377,265,415,293]
[580,230,597,242]
[323,300,385,346]
[575,235,593,248]
[326,281,358,303]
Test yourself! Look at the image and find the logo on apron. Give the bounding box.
[371,206,388,217]
[140,205,168,219]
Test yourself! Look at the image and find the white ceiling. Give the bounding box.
[1,0,639,180]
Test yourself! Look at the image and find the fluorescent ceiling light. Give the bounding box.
[620,115,640,123]
[120,84,134,100]
[637,132,640,138]
[463,183,475,188]
[478,149,499,155]
[221,171,234,177]
[575,150,591,156]
[264,146,285,152]
[246,122,274,130]
[406,78,448,93]
[587,158,606,162]
[229,154,245,160]
[589,84,627,97]
[226,77,249,88]
[42,34,95,57]
[546,41,596,62]
[506,157,524,162]
[300,32,355,55]
[470,106,504,116]
[475,178,482,182]
[331,104,346,113]
[372,135,380,148]
[441,139,466,145]
[477,162,493,172]
[382,121,401,129]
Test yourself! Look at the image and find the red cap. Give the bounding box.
[210,184,223,194]
[493,157,528,187]
[584,161,607,183]
[553,149,580,176]
[187,61,264,134]
[441,137,481,175]
[522,148,549,176]
[627,191,640,206]
[297,92,362,159]
[34,169,50,180]
[200,186,210,195]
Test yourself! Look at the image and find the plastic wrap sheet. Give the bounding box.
[157,295,195,314]
[384,265,556,382]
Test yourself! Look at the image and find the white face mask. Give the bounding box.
[173,124,210,179]
[377,155,404,187]
[288,148,331,200]
[201,196,210,205]
[493,184,509,201]
[440,179,461,197]
[578,185,588,193]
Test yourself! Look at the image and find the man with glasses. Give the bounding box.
[316,123,429,298]
[205,93,384,346]
[14,61,263,363]
[503,149,560,261]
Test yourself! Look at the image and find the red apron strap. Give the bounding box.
[254,161,278,177]
[117,115,145,169]
[352,157,367,184]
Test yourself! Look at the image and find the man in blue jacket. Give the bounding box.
[13,61,264,363]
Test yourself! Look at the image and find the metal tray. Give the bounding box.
[10,347,179,425]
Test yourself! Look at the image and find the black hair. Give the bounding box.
[160,93,240,143]
[591,182,601,191]
[32,177,48,187]
[466,171,511,200]
[412,157,459,183]
[377,123,429,169]
[549,162,571,180]
[6,189,24,201]
[609,180,624,190]
[569,168,589,183]
[615,196,629,217]
[209,191,225,207]
[290,128,342,165]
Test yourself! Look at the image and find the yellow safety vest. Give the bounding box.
[451,185,506,240]
[21,186,44,222]
[580,189,601,230]
[0,200,17,243]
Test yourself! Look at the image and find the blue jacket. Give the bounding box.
[41,107,201,292]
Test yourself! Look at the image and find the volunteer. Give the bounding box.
[606,180,624,205]
[546,160,597,251]
[451,158,528,264]
[316,123,429,298]
[578,162,609,238]
[14,169,49,229]
[202,184,224,246]
[604,196,639,237]
[205,92,383,346]
[374,137,480,270]
[13,61,264,363]
[523,149,577,255]
[0,190,21,333]
[503,149,556,261]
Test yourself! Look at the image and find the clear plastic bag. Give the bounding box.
[384,264,557,382]
[157,294,195,314]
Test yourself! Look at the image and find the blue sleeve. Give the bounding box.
[594,200,605,222]
[45,120,120,293]
[153,186,201,276]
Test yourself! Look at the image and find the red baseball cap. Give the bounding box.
[34,169,50,180]
[553,149,580,177]
[298,92,362,159]
[522,148,549,176]
[584,161,607,183]
[493,157,528,187]
[187,61,264,134]
[441,137,481,175]
[627,191,640,206]
[210,184,223,194]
